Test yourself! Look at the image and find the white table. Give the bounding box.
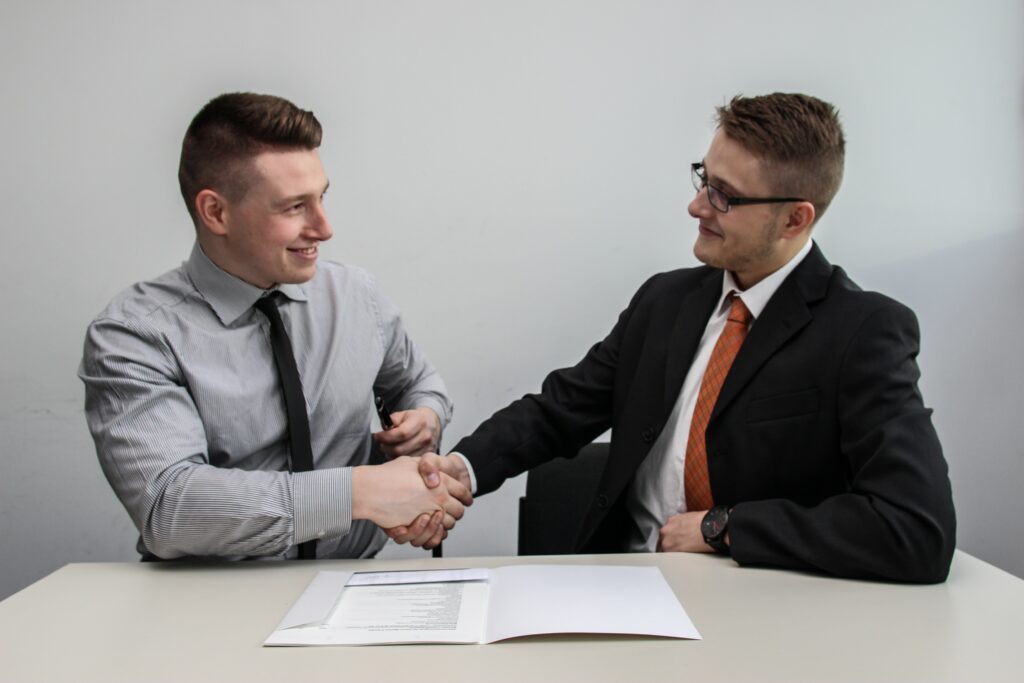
[1,551,1021,682]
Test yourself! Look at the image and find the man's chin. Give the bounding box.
[693,241,722,269]
[280,264,318,285]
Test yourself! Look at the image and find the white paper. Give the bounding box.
[484,565,700,642]
[264,564,700,646]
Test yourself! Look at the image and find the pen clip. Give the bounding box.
[375,395,394,430]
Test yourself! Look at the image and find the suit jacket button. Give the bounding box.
[597,494,609,508]
[641,427,656,442]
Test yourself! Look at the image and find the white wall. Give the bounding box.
[2,0,1021,599]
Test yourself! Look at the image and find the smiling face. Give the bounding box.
[199,148,333,289]
[688,130,812,290]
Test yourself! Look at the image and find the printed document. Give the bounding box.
[265,564,700,646]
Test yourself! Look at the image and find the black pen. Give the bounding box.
[375,395,394,430]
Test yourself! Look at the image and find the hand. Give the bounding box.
[352,455,467,530]
[388,510,448,549]
[419,452,473,496]
[373,407,441,458]
[386,454,474,548]
[656,511,715,553]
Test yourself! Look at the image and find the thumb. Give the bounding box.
[418,456,441,488]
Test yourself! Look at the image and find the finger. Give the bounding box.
[441,472,473,507]
[441,512,456,530]
[656,526,668,552]
[374,411,424,444]
[388,513,432,544]
[386,428,436,457]
[408,513,435,543]
[410,511,443,548]
[373,424,413,445]
[417,456,442,489]
[437,455,472,491]
[439,494,465,521]
[423,523,446,549]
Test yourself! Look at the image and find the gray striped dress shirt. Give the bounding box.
[79,242,452,560]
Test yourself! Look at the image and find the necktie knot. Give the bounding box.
[726,294,752,326]
[254,292,282,317]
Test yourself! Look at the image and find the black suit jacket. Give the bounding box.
[456,245,956,583]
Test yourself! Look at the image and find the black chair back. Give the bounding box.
[517,442,609,555]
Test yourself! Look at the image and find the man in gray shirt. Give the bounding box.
[80,92,467,560]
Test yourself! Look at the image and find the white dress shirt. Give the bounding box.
[625,238,814,551]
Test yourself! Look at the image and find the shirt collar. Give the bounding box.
[717,238,814,321]
[183,242,309,326]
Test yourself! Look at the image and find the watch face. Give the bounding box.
[702,507,728,540]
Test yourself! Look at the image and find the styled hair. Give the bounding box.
[178,92,322,226]
[716,93,845,221]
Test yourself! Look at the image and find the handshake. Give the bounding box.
[351,453,473,550]
[353,405,474,549]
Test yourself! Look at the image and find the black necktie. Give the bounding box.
[255,293,317,560]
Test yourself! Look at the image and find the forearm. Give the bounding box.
[137,462,353,559]
[730,489,955,583]
[457,368,614,495]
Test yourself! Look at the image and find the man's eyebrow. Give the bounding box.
[705,165,743,196]
[278,180,330,205]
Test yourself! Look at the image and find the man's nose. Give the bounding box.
[688,186,712,218]
[309,203,333,241]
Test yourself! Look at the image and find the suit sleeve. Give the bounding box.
[728,303,956,583]
[455,275,659,494]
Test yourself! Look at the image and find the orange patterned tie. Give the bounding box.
[683,293,752,511]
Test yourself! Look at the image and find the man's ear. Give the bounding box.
[195,189,230,236]
[782,201,816,239]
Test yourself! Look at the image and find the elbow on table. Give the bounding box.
[882,514,957,584]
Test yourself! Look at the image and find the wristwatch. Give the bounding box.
[701,505,731,553]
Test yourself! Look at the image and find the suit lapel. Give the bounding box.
[711,244,833,421]
[664,270,722,410]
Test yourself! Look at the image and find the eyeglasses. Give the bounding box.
[691,162,805,213]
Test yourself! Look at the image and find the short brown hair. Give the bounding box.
[178,92,323,226]
[716,93,845,221]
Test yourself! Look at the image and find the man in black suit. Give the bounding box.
[398,93,956,583]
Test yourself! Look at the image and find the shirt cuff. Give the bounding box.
[448,452,478,495]
[292,468,352,549]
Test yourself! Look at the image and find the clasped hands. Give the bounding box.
[352,454,471,549]
[352,407,473,549]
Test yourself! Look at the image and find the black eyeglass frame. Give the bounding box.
[691,162,805,213]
